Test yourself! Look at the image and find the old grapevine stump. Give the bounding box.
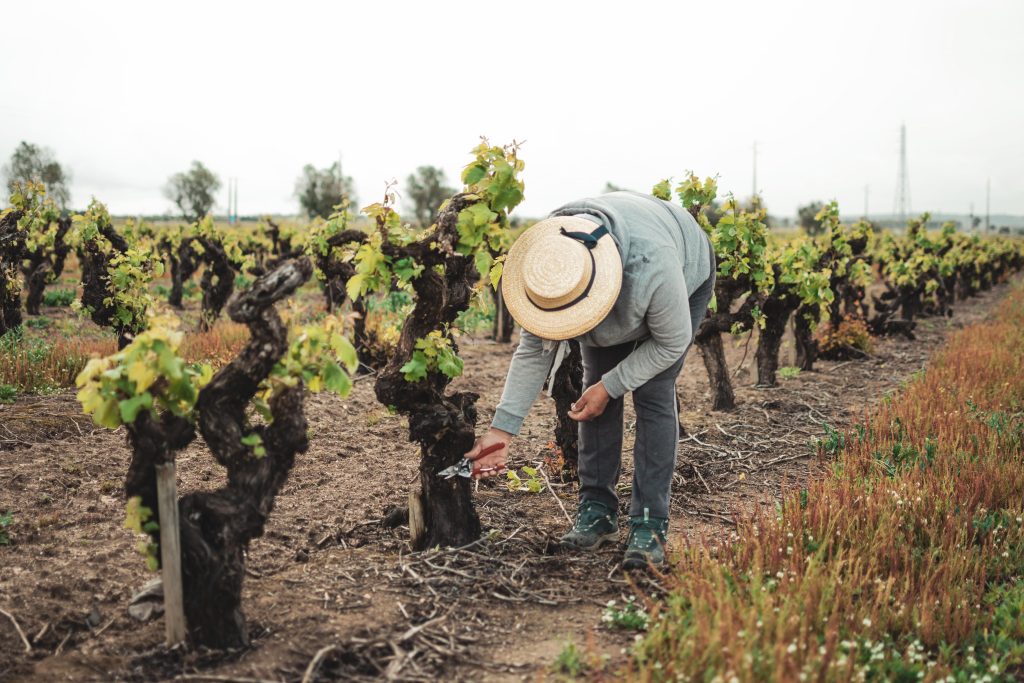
[374,194,483,550]
[123,258,314,648]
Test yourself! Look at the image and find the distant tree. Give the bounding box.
[164,161,221,222]
[405,165,454,226]
[3,141,72,209]
[295,162,356,220]
[603,181,626,193]
[797,201,826,236]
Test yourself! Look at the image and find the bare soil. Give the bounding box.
[0,278,1016,682]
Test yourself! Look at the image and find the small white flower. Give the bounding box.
[787,643,798,654]
[862,618,872,627]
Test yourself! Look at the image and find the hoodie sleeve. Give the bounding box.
[490,329,559,435]
[600,268,691,398]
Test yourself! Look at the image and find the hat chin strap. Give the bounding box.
[558,224,609,249]
[526,225,608,312]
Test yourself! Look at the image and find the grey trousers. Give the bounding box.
[578,261,716,519]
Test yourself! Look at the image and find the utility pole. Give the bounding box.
[985,178,991,233]
[864,184,869,219]
[894,123,911,223]
[227,180,233,224]
[751,141,758,204]
[970,202,975,233]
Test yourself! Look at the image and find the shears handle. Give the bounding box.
[468,441,505,462]
[469,441,507,477]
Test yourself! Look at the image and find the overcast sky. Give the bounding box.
[2,0,1021,220]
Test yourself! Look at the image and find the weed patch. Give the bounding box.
[630,283,1024,681]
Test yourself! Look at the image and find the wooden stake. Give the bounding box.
[156,463,186,646]
[408,489,426,549]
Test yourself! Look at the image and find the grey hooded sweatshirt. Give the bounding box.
[490,191,712,435]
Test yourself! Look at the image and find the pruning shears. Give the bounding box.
[437,442,506,479]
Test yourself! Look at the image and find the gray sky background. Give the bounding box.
[2,0,1021,220]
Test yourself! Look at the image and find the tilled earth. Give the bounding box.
[0,278,1015,682]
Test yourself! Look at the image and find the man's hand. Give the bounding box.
[464,428,513,479]
[568,381,610,422]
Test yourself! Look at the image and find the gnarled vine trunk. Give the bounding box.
[166,239,199,309]
[23,215,71,315]
[694,278,757,411]
[755,287,798,387]
[827,235,871,327]
[792,304,819,371]
[0,210,26,334]
[550,340,582,481]
[491,283,514,343]
[197,238,235,331]
[374,194,482,550]
[79,220,133,348]
[312,228,387,373]
[899,285,922,322]
[265,218,293,257]
[124,258,313,648]
[696,328,734,411]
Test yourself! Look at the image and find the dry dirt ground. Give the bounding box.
[0,277,1017,682]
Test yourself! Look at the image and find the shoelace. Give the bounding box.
[628,523,659,549]
[629,509,665,550]
[575,503,609,531]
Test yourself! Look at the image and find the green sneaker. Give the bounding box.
[623,509,668,570]
[559,500,618,550]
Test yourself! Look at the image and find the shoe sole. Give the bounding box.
[622,554,666,571]
[559,531,619,552]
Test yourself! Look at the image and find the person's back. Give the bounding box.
[466,191,717,570]
[552,192,712,335]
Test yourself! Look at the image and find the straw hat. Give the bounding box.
[501,216,623,340]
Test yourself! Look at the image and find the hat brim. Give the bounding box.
[501,216,623,341]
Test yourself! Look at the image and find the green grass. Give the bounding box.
[42,288,76,306]
[778,366,801,380]
[0,511,12,545]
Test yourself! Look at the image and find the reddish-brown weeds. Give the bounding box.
[0,322,249,394]
[632,283,1024,681]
